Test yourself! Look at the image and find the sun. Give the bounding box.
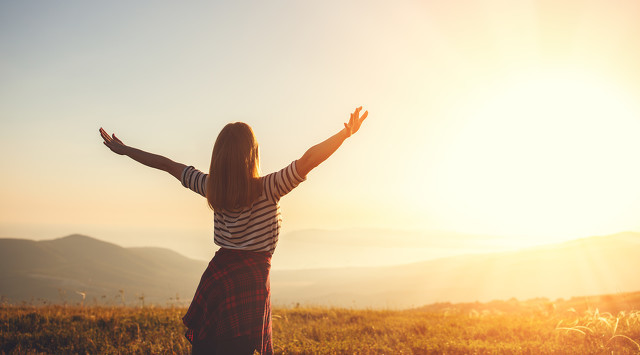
[431,68,640,244]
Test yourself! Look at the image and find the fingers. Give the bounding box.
[99,128,125,147]
[100,128,112,143]
[344,106,367,138]
[345,107,368,136]
[100,129,109,142]
[351,107,366,122]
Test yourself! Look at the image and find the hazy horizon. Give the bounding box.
[3,230,640,308]
[2,228,639,271]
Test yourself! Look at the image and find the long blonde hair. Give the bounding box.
[207,122,262,210]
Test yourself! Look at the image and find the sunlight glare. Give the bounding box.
[432,69,640,244]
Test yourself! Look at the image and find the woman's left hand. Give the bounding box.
[99,127,128,155]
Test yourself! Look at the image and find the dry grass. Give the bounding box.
[1,304,639,354]
[0,305,190,354]
[555,308,640,353]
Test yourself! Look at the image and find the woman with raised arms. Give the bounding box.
[99,106,368,354]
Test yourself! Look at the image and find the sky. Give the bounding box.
[2,0,640,265]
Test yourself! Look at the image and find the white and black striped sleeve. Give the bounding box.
[181,166,207,197]
[264,160,306,202]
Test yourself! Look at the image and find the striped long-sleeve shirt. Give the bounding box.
[181,160,306,255]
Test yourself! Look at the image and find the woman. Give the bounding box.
[99,106,368,354]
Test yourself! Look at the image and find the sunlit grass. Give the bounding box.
[0,305,190,354]
[1,301,639,354]
[555,308,640,353]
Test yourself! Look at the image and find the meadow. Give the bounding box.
[2,295,640,354]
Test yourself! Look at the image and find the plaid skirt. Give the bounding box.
[183,247,273,355]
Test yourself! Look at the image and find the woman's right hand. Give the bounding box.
[99,127,128,155]
[344,106,368,137]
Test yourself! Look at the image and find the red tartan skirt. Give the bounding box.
[183,247,273,355]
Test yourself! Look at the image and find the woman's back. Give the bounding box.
[182,160,306,255]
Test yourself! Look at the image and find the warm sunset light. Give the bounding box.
[3,2,640,353]
[2,0,640,261]
[426,67,640,245]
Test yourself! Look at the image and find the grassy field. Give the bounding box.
[2,296,640,354]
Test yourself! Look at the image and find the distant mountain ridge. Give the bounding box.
[1,232,640,308]
[271,231,640,308]
[274,228,521,269]
[0,234,206,306]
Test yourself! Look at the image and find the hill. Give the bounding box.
[1,232,640,308]
[273,228,518,269]
[270,232,640,308]
[0,234,206,306]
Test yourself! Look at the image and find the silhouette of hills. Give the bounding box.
[270,232,640,308]
[0,234,205,306]
[274,228,519,269]
[2,232,639,308]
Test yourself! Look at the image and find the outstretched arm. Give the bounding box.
[296,106,368,178]
[99,128,186,181]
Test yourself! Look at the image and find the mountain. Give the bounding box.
[0,234,206,306]
[2,232,640,309]
[270,232,640,308]
[273,228,520,269]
